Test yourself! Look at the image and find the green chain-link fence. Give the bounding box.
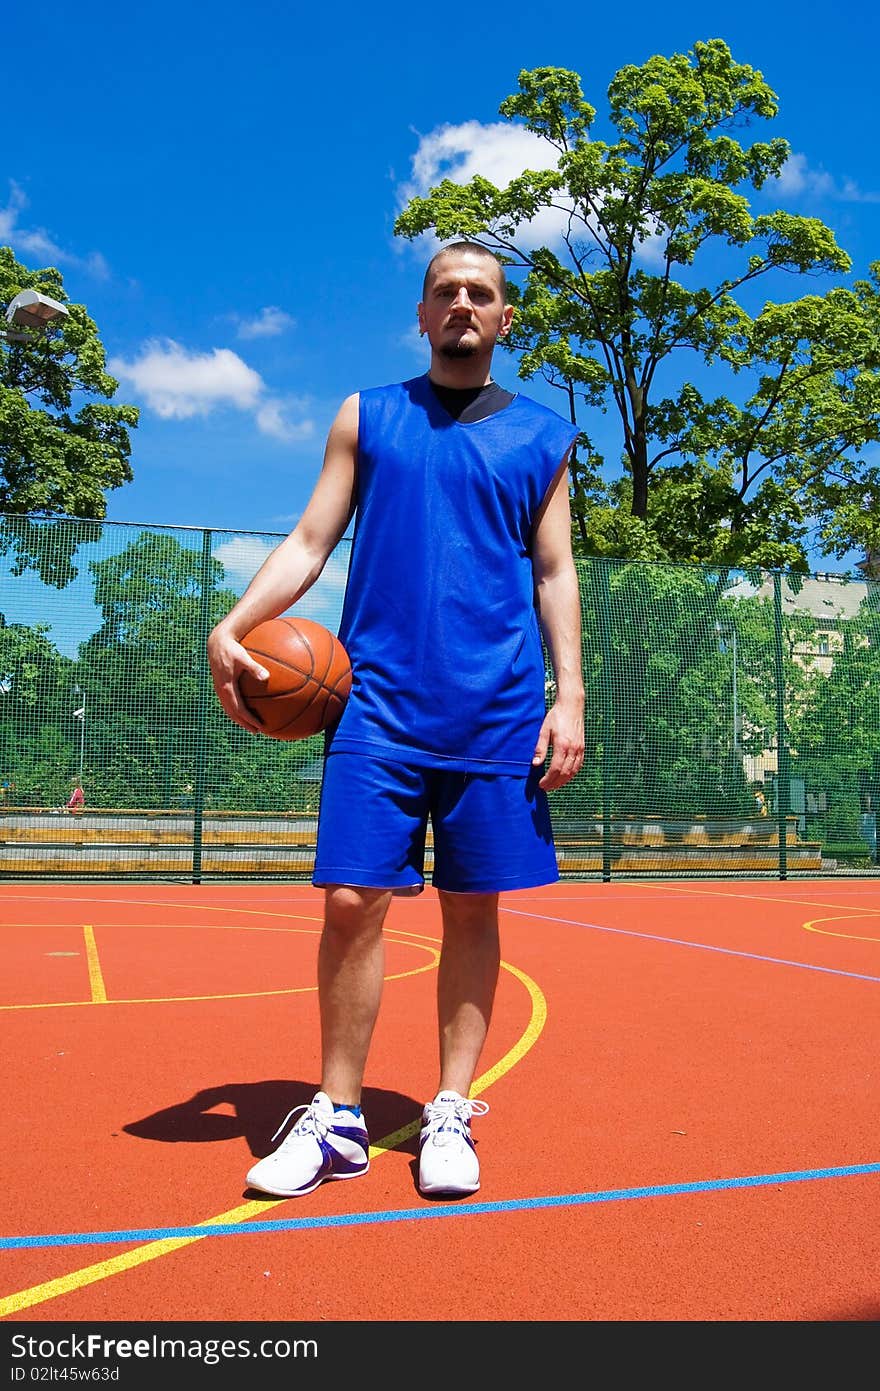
[1,514,877,880]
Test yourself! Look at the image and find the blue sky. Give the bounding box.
[3,0,879,588]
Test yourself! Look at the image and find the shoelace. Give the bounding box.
[424,1096,489,1147]
[269,1101,329,1148]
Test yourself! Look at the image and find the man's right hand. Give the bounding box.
[207,625,271,736]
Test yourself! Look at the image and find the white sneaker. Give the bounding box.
[246,1091,369,1197]
[418,1090,489,1196]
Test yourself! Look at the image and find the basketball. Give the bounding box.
[238,616,352,741]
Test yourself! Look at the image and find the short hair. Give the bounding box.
[422,241,507,301]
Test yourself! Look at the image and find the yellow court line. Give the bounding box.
[0,946,546,1318]
[82,925,106,1004]
[649,881,880,918]
[0,1205,280,1318]
[1,919,326,931]
[0,893,336,924]
[471,959,546,1096]
[803,914,880,943]
[364,957,546,1156]
[0,925,438,1012]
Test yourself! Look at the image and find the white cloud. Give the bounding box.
[109,340,262,419]
[236,306,295,339]
[255,396,314,442]
[407,121,559,195]
[0,181,110,277]
[398,120,573,254]
[302,551,350,629]
[212,536,278,587]
[773,153,880,204]
[397,119,668,266]
[109,338,314,441]
[212,538,350,628]
[774,153,835,198]
[632,224,670,268]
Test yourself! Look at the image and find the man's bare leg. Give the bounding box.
[318,884,392,1105]
[434,889,500,1096]
[417,889,500,1195]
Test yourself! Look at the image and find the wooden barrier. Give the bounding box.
[0,809,824,876]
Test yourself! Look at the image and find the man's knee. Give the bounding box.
[437,889,499,931]
[324,884,392,932]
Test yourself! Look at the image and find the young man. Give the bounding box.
[208,241,584,1199]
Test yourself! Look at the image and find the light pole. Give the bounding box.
[72,686,86,784]
[0,673,12,801]
[715,621,739,755]
[2,289,69,342]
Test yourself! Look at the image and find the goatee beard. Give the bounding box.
[438,342,478,360]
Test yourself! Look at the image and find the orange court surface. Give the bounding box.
[2,876,880,1334]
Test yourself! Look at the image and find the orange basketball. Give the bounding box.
[238,616,352,741]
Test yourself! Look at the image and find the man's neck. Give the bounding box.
[427,353,494,390]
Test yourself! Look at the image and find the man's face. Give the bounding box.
[417,252,513,360]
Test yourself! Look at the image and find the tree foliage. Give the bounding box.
[0,247,138,585]
[0,618,75,805]
[394,40,880,570]
[791,598,880,846]
[78,533,247,807]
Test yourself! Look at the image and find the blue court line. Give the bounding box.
[6,1161,880,1251]
[503,910,880,984]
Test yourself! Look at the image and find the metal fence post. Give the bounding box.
[192,528,213,883]
[772,571,790,880]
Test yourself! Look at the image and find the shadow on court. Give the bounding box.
[122,1080,423,1160]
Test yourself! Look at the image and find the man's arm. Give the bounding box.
[531,451,585,791]
[207,393,359,734]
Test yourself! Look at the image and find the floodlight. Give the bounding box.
[4,289,69,330]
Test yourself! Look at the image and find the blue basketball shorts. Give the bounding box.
[312,752,559,895]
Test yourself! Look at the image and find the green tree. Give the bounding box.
[76,533,235,807]
[790,597,880,855]
[0,247,138,587]
[0,618,77,805]
[557,560,772,821]
[73,531,316,811]
[395,40,880,570]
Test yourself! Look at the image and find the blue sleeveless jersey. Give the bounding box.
[328,374,579,773]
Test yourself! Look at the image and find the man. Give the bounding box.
[208,241,584,1199]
